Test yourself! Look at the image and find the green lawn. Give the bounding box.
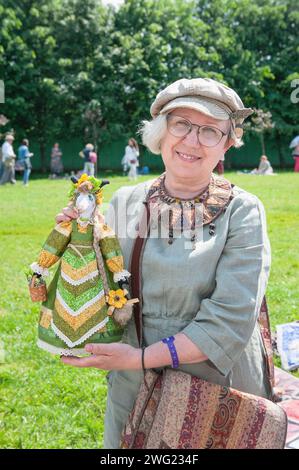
[0,171,298,448]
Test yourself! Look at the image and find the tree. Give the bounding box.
[1,0,298,169]
[83,99,105,174]
[245,108,275,155]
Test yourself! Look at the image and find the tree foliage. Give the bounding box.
[0,0,298,169]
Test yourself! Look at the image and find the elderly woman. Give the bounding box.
[57,78,272,449]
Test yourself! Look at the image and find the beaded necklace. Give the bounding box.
[146,172,234,248]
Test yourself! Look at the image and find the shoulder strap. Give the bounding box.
[129,202,151,348]
[129,194,275,397]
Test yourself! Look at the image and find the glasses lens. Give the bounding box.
[167,116,190,138]
[198,126,223,147]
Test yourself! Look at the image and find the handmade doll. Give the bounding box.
[29,174,137,356]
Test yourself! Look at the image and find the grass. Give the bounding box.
[0,171,298,448]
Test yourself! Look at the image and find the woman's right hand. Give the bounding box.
[55,207,78,224]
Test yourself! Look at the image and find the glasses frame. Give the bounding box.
[166,114,229,148]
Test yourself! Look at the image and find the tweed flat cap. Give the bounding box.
[150,78,253,123]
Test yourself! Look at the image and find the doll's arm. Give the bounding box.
[97,223,130,283]
[31,221,72,276]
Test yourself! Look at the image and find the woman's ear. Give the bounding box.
[223,138,234,153]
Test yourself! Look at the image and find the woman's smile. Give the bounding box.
[175,150,201,163]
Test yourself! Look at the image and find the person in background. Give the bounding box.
[292,144,299,172]
[215,154,225,175]
[125,138,139,181]
[121,151,129,176]
[251,155,274,175]
[50,143,64,178]
[0,139,3,179]
[79,143,95,176]
[0,134,16,185]
[18,138,34,186]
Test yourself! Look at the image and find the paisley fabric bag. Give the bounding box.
[120,176,287,449]
[120,367,287,449]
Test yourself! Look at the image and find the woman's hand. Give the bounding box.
[55,207,105,224]
[55,206,78,224]
[60,343,142,370]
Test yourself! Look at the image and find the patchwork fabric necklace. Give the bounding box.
[145,172,234,248]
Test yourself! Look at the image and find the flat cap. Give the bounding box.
[150,78,253,123]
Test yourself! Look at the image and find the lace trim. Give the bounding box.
[30,262,49,277]
[61,269,99,286]
[113,270,131,283]
[37,339,87,356]
[50,317,110,347]
[55,289,105,317]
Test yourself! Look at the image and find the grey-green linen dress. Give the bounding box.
[103,175,272,449]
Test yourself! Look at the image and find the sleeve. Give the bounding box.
[182,194,271,376]
[98,222,130,282]
[31,221,72,276]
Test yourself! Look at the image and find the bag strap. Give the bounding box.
[129,196,275,397]
[129,201,151,348]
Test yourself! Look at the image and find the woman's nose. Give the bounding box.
[182,127,199,146]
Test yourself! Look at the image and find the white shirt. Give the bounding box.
[1,141,15,161]
[123,145,139,165]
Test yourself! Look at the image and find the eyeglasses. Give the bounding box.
[166,114,229,148]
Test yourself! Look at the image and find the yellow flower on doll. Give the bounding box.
[75,174,89,187]
[107,289,128,309]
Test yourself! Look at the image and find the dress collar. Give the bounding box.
[145,172,234,227]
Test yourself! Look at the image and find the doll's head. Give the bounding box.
[69,174,109,220]
[75,192,96,219]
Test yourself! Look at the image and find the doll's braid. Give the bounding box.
[93,213,110,297]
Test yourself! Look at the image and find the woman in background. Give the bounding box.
[251,155,274,175]
[292,144,299,172]
[50,143,63,178]
[18,138,34,186]
[124,138,139,181]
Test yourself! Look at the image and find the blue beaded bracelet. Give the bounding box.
[162,336,179,369]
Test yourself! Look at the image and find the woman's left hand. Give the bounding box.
[60,343,141,370]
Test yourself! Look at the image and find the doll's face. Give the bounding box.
[75,192,96,218]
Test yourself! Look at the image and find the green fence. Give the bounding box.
[25,134,294,173]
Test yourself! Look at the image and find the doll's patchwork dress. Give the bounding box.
[36,219,125,355]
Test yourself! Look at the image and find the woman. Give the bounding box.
[79,143,95,177]
[18,138,34,186]
[50,143,63,178]
[292,144,299,172]
[0,134,16,185]
[56,78,272,449]
[251,155,274,175]
[124,138,139,181]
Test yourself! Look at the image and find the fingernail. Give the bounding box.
[85,344,93,352]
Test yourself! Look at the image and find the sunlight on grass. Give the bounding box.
[0,172,298,448]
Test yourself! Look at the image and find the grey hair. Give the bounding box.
[139,114,168,154]
[139,113,244,152]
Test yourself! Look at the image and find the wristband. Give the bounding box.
[141,346,146,376]
[162,336,179,368]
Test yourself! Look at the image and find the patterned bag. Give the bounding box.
[120,181,287,449]
[120,368,287,449]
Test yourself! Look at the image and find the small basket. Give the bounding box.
[29,275,47,302]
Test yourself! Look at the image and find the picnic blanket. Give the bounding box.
[275,367,299,449]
